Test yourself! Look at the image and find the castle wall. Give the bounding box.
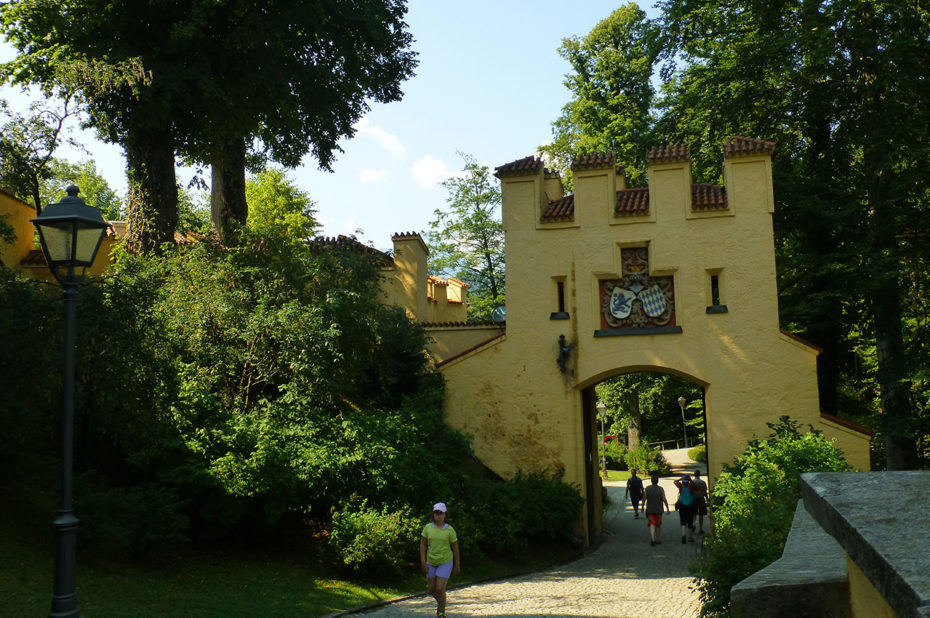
[437,142,872,542]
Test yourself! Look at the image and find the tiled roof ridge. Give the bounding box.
[646,143,691,164]
[494,155,544,178]
[571,152,615,171]
[540,193,575,223]
[723,136,777,158]
[615,187,649,217]
[428,275,449,286]
[447,277,469,288]
[310,234,385,256]
[691,183,728,211]
[544,168,561,180]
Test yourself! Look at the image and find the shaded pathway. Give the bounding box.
[350,450,705,617]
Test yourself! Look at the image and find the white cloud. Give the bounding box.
[411,155,451,188]
[353,118,406,159]
[359,169,390,184]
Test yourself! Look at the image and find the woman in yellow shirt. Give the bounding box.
[420,502,461,618]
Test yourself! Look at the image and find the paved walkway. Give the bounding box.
[351,450,706,617]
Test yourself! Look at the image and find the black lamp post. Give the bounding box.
[678,396,689,449]
[596,400,608,480]
[32,185,108,618]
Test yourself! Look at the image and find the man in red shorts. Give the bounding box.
[644,474,670,546]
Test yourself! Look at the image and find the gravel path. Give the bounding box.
[350,455,706,617]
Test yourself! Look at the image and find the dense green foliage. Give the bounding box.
[539,3,661,187]
[0,207,581,570]
[596,373,704,447]
[1,0,418,248]
[551,0,930,468]
[693,417,850,617]
[428,153,505,321]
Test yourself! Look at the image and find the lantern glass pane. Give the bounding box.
[74,225,105,265]
[40,223,75,263]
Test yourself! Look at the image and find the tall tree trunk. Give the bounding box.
[210,136,247,245]
[627,393,641,449]
[125,123,178,254]
[869,177,918,470]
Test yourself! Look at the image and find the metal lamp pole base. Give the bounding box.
[50,282,80,618]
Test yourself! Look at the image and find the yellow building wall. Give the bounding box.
[436,142,871,541]
[847,556,898,618]
[0,188,36,269]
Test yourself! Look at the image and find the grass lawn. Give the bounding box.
[604,468,631,482]
[1,510,580,617]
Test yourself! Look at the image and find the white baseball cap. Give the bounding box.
[433,502,447,513]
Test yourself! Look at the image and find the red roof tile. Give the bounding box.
[615,188,649,216]
[571,153,615,171]
[494,156,544,178]
[691,183,728,210]
[541,194,575,222]
[19,249,47,266]
[447,277,469,288]
[428,275,449,286]
[646,144,691,164]
[723,136,777,158]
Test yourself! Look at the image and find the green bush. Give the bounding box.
[688,444,707,463]
[457,470,584,556]
[693,417,850,617]
[328,503,421,576]
[605,439,628,469]
[624,445,670,477]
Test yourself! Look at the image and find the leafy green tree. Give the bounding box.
[245,168,317,242]
[540,3,661,187]
[428,152,504,321]
[0,96,80,213]
[693,417,850,617]
[1,0,417,249]
[42,158,124,220]
[596,373,703,448]
[655,0,930,469]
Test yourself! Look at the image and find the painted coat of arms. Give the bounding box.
[600,247,676,329]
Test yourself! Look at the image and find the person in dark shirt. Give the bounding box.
[624,468,645,519]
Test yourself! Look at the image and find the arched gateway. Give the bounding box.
[385,138,872,545]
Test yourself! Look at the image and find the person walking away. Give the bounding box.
[625,469,645,519]
[692,469,709,534]
[674,474,698,544]
[421,502,461,618]
[643,474,669,546]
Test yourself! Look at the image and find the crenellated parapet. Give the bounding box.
[497,138,775,230]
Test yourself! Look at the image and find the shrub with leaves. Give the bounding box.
[456,470,584,556]
[624,444,670,476]
[605,439,628,469]
[688,444,707,463]
[328,502,421,576]
[693,416,850,617]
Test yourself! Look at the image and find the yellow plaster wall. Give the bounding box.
[436,143,871,541]
[427,325,503,364]
[847,555,898,618]
[0,189,36,269]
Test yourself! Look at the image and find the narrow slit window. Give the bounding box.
[557,281,565,313]
[711,275,720,306]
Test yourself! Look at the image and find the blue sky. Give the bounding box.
[1,1,653,251]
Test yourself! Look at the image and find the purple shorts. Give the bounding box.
[427,560,454,579]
